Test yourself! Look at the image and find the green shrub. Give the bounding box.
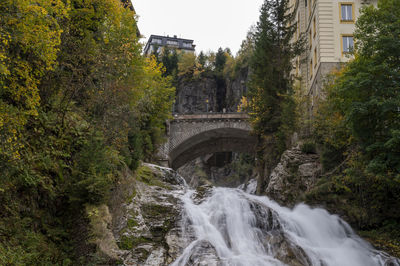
[321,143,344,171]
[301,142,316,154]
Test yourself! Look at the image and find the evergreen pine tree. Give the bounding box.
[248,0,304,191]
[198,51,206,68]
[215,47,227,72]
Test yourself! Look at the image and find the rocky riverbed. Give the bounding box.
[86,162,399,266]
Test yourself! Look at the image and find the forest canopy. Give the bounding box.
[0,0,174,264]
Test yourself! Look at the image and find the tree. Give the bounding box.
[311,0,400,232]
[177,52,203,78]
[321,0,400,178]
[0,0,66,160]
[247,0,304,191]
[214,47,227,73]
[235,28,255,72]
[198,51,207,68]
[0,1,175,263]
[161,47,179,78]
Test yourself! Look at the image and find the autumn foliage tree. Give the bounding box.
[0,0,67,160]
[0,0,174,264]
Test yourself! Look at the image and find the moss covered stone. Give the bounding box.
[135,165,172,189]
[127,218,139,228]
[118,236,151,250]
[141,203,177,239]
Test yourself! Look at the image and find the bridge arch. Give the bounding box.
[158,114,257,170]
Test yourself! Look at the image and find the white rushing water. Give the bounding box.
[172,186,399,266]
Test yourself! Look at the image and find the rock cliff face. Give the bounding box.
[174,70,248,114]
[174,77,219,114]
[88,164,188,265]
[264,146,322,205]
[225,68,248,112]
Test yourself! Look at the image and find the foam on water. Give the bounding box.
[172,186,399,266]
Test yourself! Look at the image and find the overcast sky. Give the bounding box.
[131,0,264,55]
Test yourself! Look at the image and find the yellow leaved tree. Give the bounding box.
[0,0,67,159]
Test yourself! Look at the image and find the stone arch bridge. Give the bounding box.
[158,113,256,169]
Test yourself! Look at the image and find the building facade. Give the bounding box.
[143,35,196,55]
[290,0,377,112]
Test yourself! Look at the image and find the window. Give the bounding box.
[310,59,313,78]
[340,3,354,22]
[167,40,178,46]
[182,42,192,48]
[309,30,312,49]
[152,38,162,44]
[342,35,354,53]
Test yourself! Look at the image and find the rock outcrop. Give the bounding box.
[225,68,248,112]
[174,77,219,114]
[182,240,220,266]
[86,161,399,266]
[177,157,209,188]
[177,154,255,189]
[265,147,321,205]
[88,164,188,265]
[174,71,248,114]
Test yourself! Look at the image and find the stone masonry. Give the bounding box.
[158,113,256,169]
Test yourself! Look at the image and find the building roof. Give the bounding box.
[148,34,195,44]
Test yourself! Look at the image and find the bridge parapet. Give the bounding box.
[172,113,250,121]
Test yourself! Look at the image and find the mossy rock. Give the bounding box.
[192,184,213,204]
[127,217,139,228]
[141,203,177,239]
[135,165,171,189]
[125,186,137,203]
[118,236,151,250]
[359,229,400,258]
[142,203,175,217]
[136,248,151,263]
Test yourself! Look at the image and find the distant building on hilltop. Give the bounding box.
[144,35,196,55]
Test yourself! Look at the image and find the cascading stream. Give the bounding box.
[172,186,399,266]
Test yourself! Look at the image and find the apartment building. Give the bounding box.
[290,0,377,110]
[143,35,196,55]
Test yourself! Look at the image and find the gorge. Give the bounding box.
[94,163,400,265]
[1,0,399,264]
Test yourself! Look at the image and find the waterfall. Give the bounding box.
[171,186,399,266]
